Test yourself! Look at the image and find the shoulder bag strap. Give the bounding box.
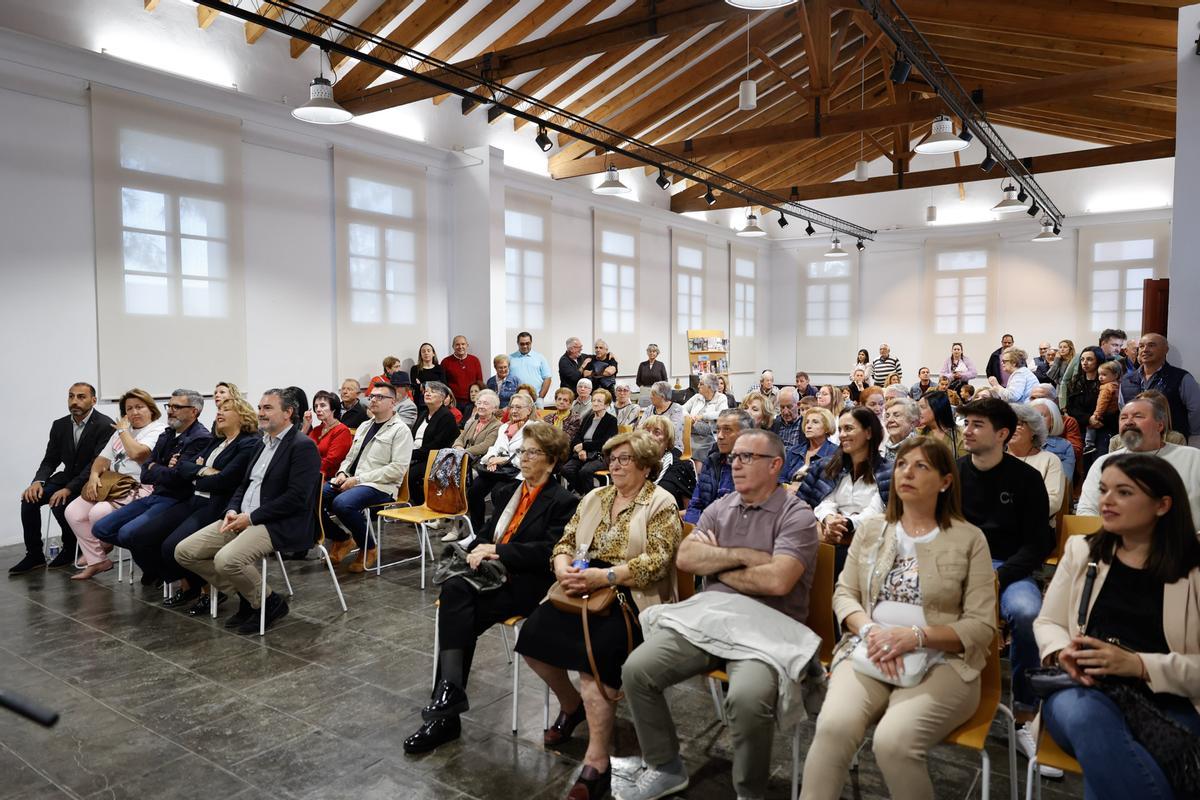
[1078,561,1099,629]
[581,591,638,704]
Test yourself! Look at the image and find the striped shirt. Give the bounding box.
[871,356,902,387]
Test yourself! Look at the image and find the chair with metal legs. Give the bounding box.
[1024,727,1082,800]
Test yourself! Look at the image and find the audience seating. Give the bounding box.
[361,479,412,569]
[1045,514,1101,567]
[374,449,473,588]
[1023,727,1083,800]
[681,417,694,461]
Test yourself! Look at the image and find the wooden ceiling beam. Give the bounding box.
[198,6,220,29]
[334,0,468,99]
[510,41,645,129]
[328,0,413,68]
[144,0,159,10]
[244,2,287,44]
[673,138,1175,211]
[338,0,749,111]
[551,57,1174,179]
[291,0,358,58]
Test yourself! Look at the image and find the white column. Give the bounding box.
[1167,8,1200,373]
[448,145,508,365]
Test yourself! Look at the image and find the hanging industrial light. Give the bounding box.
[738,20,757,111]
[655,168,671,190]
[958,119,973,144]
[825,236,848,257]
[738,209,766,237]
[853,60,869,181]
[292,49,353,125]
[704,185,717,205]
[1027,202,1041,218]
[724,0,797,9]
[593,164,630,195]
[991,183,1025,213]
[1032,218,1063,242]
[535,125,553,152]
[914,115,969,155]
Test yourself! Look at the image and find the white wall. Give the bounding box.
[1168,6,1200,374]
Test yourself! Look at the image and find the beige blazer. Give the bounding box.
[1034,535,1200,713]
[832,516,997,682]
[336,414,413,497]
[454,417,501,460]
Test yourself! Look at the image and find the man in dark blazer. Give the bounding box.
[12,383,113,574]
[404,423,579,754]
[175,389,321,634]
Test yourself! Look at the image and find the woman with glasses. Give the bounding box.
[403,423,579,755]
[467,393,535,531]
[561,389,618,495]
[518,431,683,800]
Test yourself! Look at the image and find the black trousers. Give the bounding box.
[560,456,606,494]
[466,469,520,531]
[160,496,219,584]
[20,477,72,557]
[436,574,549,688]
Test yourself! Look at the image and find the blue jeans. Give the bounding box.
[321,483,392,548]
[93,493,187,578]
[1043,686,1200,799]
[993,559,1042,707]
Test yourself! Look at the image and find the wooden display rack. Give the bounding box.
[687,329,729,381]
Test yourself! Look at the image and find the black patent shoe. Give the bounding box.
[163,586,202,607]
[543,703,587,747]
[566,764,611,800]
[188,592,226,616]
[403,717,461,754]
[421,679,469,721]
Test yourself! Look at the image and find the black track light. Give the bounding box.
[535,125,553,152]
[777,210,789,228]
[980,153,996,172]
[856,239,865,252]
[655,168,671,190]
[1052,223,1062,236]
[1027,202,1041,218]
[805,220,816,237]
[958,119,973,143]
[704,185,716,206]
[890,53,912,84]
[1017,187,1028,203]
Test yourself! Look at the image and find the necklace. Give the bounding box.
[903,517,938,538]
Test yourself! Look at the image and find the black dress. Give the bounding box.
[412,364,447,412]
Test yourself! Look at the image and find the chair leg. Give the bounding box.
[707,677,727,726]
[116,546,124,583]
[317,544,348,612]
[511,646,520,735]
[791,726,801,800]
[259,557,268,636]
[979,749,991,800]
[275,552,294,597]
[500,624,514,665]
[542,683,550,731]
[1024,757,1039,800]
[999,704,1018,800]
[163,580,172,601]
[418,523,427,589]
[210,585,218,619]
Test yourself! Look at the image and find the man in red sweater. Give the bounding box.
[441,335,483,416]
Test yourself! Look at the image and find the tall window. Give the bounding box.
[1078,222,1169,337]
[345,177,417,324]
[733,254,756,337]
[676,243,704,333]
[932,249,988,335]
[599,230,636,333]
[504,208,546,331]
[805,259,851,337]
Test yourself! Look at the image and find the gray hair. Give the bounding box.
[718,407,755,431]
[1011,403,1047,448]
[1003,347,1027,365]
[883,384,909,401]
[650,380,672,401]
[576,377,593,391]
[885,396,920,426]
[424,381,450,399]
[594,338,608,349]
[777,386,799,404]
[493,354,510,366]
[1030,398,1064,437]
[698,373,721,392]
[565,336,581,348]
[172,389,204,412]
[263,388,295,416]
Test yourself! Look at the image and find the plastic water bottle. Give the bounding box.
[48,543,60,559]
[571,543,589,570]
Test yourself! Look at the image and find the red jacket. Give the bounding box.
[309,422,353,480]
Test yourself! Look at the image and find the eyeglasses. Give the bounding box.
[729,452,777,466]
[516,447,545,459]
[605,453,636,467]
[165,403,192,412]
[368,394,393,402]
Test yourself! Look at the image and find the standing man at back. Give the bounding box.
[12,383,113,574]
[441,335,484,417]
[870,344,902,387]
[1119,333,1200,446]
[509,331,553,404]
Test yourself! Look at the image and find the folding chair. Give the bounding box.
[1024,727,1082,800]
[374,449,474,588]
[1045,514,1100,567]
[681,417,694,461]
[360,479,411,567]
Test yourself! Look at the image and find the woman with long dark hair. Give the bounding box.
[1034,453,1200,799]
[851,348,874,385]
[918,390,964,457]
[412,342,446,413]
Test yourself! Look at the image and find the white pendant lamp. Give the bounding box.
[991,183,1026,213]
[738,210,766,237]
[292,50,352,125]
[725,0,797,8]
[825,236,848,257]
[1032,218,1063,242]
[738,79,757,111]
[593,164,630,195]
[854,159,869,182]
[914,115,968,155]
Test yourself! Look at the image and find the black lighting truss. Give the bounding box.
[858,0,1065,227]
[196,0,877,241]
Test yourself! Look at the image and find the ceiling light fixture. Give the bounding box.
[991,183,1025,213]
[958,119,973,144]
[854,58,868,181]
[535,125,553,152]
[655,168,671,190]
[805,220,816,237]
[738,19,757,111]
[1032,218,1063,242]
[777,210,789,228]
[979,152,997,172]
[1016,187,1028,203]
[825,236,848,258]
[724,0,797,9]
[292,48,353,125]
[1027,202,1041,218]
[704,185,717,206]
[856,239,865,252]
[1052,223,1062,235]
[914,115,969,154]
[593,163,630,195]
[890,52,912,84]
[738,209,766,237]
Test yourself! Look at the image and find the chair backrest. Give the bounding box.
[809,543,838,665]
[397,471,411,505]
[1051,514,1102,562]
[540,409,556,422]
[618,424,633,434]
[681,416,694,460]
[1052,473,1069,543]
[422,448,471,514]
[676,522,696,601]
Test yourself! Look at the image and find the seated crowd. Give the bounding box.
[13,327,1200,800]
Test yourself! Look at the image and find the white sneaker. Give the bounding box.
[440,526,461,542]
[1016,724,1064,778]
[614,759,689,800]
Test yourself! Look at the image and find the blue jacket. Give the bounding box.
[683,449,734,525]
[141,421,214,500]
[781,438,838,483]
[796,455,893,511]
[1043,436,1076,484]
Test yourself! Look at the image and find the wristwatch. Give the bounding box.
[605,568,617,586]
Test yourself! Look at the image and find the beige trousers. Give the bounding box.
[175,520,275,608]
[800,661,979,800]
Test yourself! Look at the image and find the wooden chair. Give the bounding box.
[1024,726,1083,800]
[374,449,474,588]
[681,416,694,461]
[1045,514,1101,567]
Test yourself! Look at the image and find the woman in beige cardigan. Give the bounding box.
[1033,453,1200,799]
[452,388,501,462]
[802,437,997,800]
[517,431,683,800]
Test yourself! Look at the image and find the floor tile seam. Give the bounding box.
[0,739,89,800]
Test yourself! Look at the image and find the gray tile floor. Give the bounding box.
[0,537,1084,799]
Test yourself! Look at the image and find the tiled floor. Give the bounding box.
[0,537,1084,799]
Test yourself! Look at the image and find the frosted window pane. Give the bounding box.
[506,274,520,298]
[507,305,522,329]
[829,319,849,337]
[119,129,223,183]
[620,311,634,332]
[745,285,755,302]
[620,265,635,289]
[526,278,543,303]
[962,295,986,315]
[734,319,744,337]
[807,285,826,302]
[602,231,635,258]
[807,319,825,336]
[124,274,168,315]
[525,305,543,329]
[745,320,754,336]
[809,260,849,278]
[735,284,745,301]
[123,232,167,273]
[829,302,849,319]
[1125,267,1153,288]
[602,286,617,309]
[181,239,226,278]
[348,223,378,256]
[179,197,225,238]
[1092,291,1119,312]
[121,188,165,231]
[1124,289,1143,311]
[934,297,958,316]
[621,288,635,309]
[677,245,702,269]
[735,301,744,318]
[385,262,414,293]
[388,293,415,323]
[1092,270,1119,291]
[935,278,958,297]
[349,258,379,289]
[806,302,825,320]
[1124,311,1141,331]
[735,258,755,278]
[348,177,413,217]
[385,229,415,261]
[963,315,986,333]
[525,251,543,277]
[602,262,617,285]
[181,278,226,317]
[505,210,543,241]
[506,248,519,274]
[351,291,381,323]
[935,316,957,334]
[602,309,617,331]
[678,275,689,292]
[828,283,848,301]
[1094,239,1153,262]
[962,276,987,295]
[936,250,987,271]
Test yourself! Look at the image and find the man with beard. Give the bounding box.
[1078,397,1200,523]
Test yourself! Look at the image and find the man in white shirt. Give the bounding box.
[1078,397,1200,524]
